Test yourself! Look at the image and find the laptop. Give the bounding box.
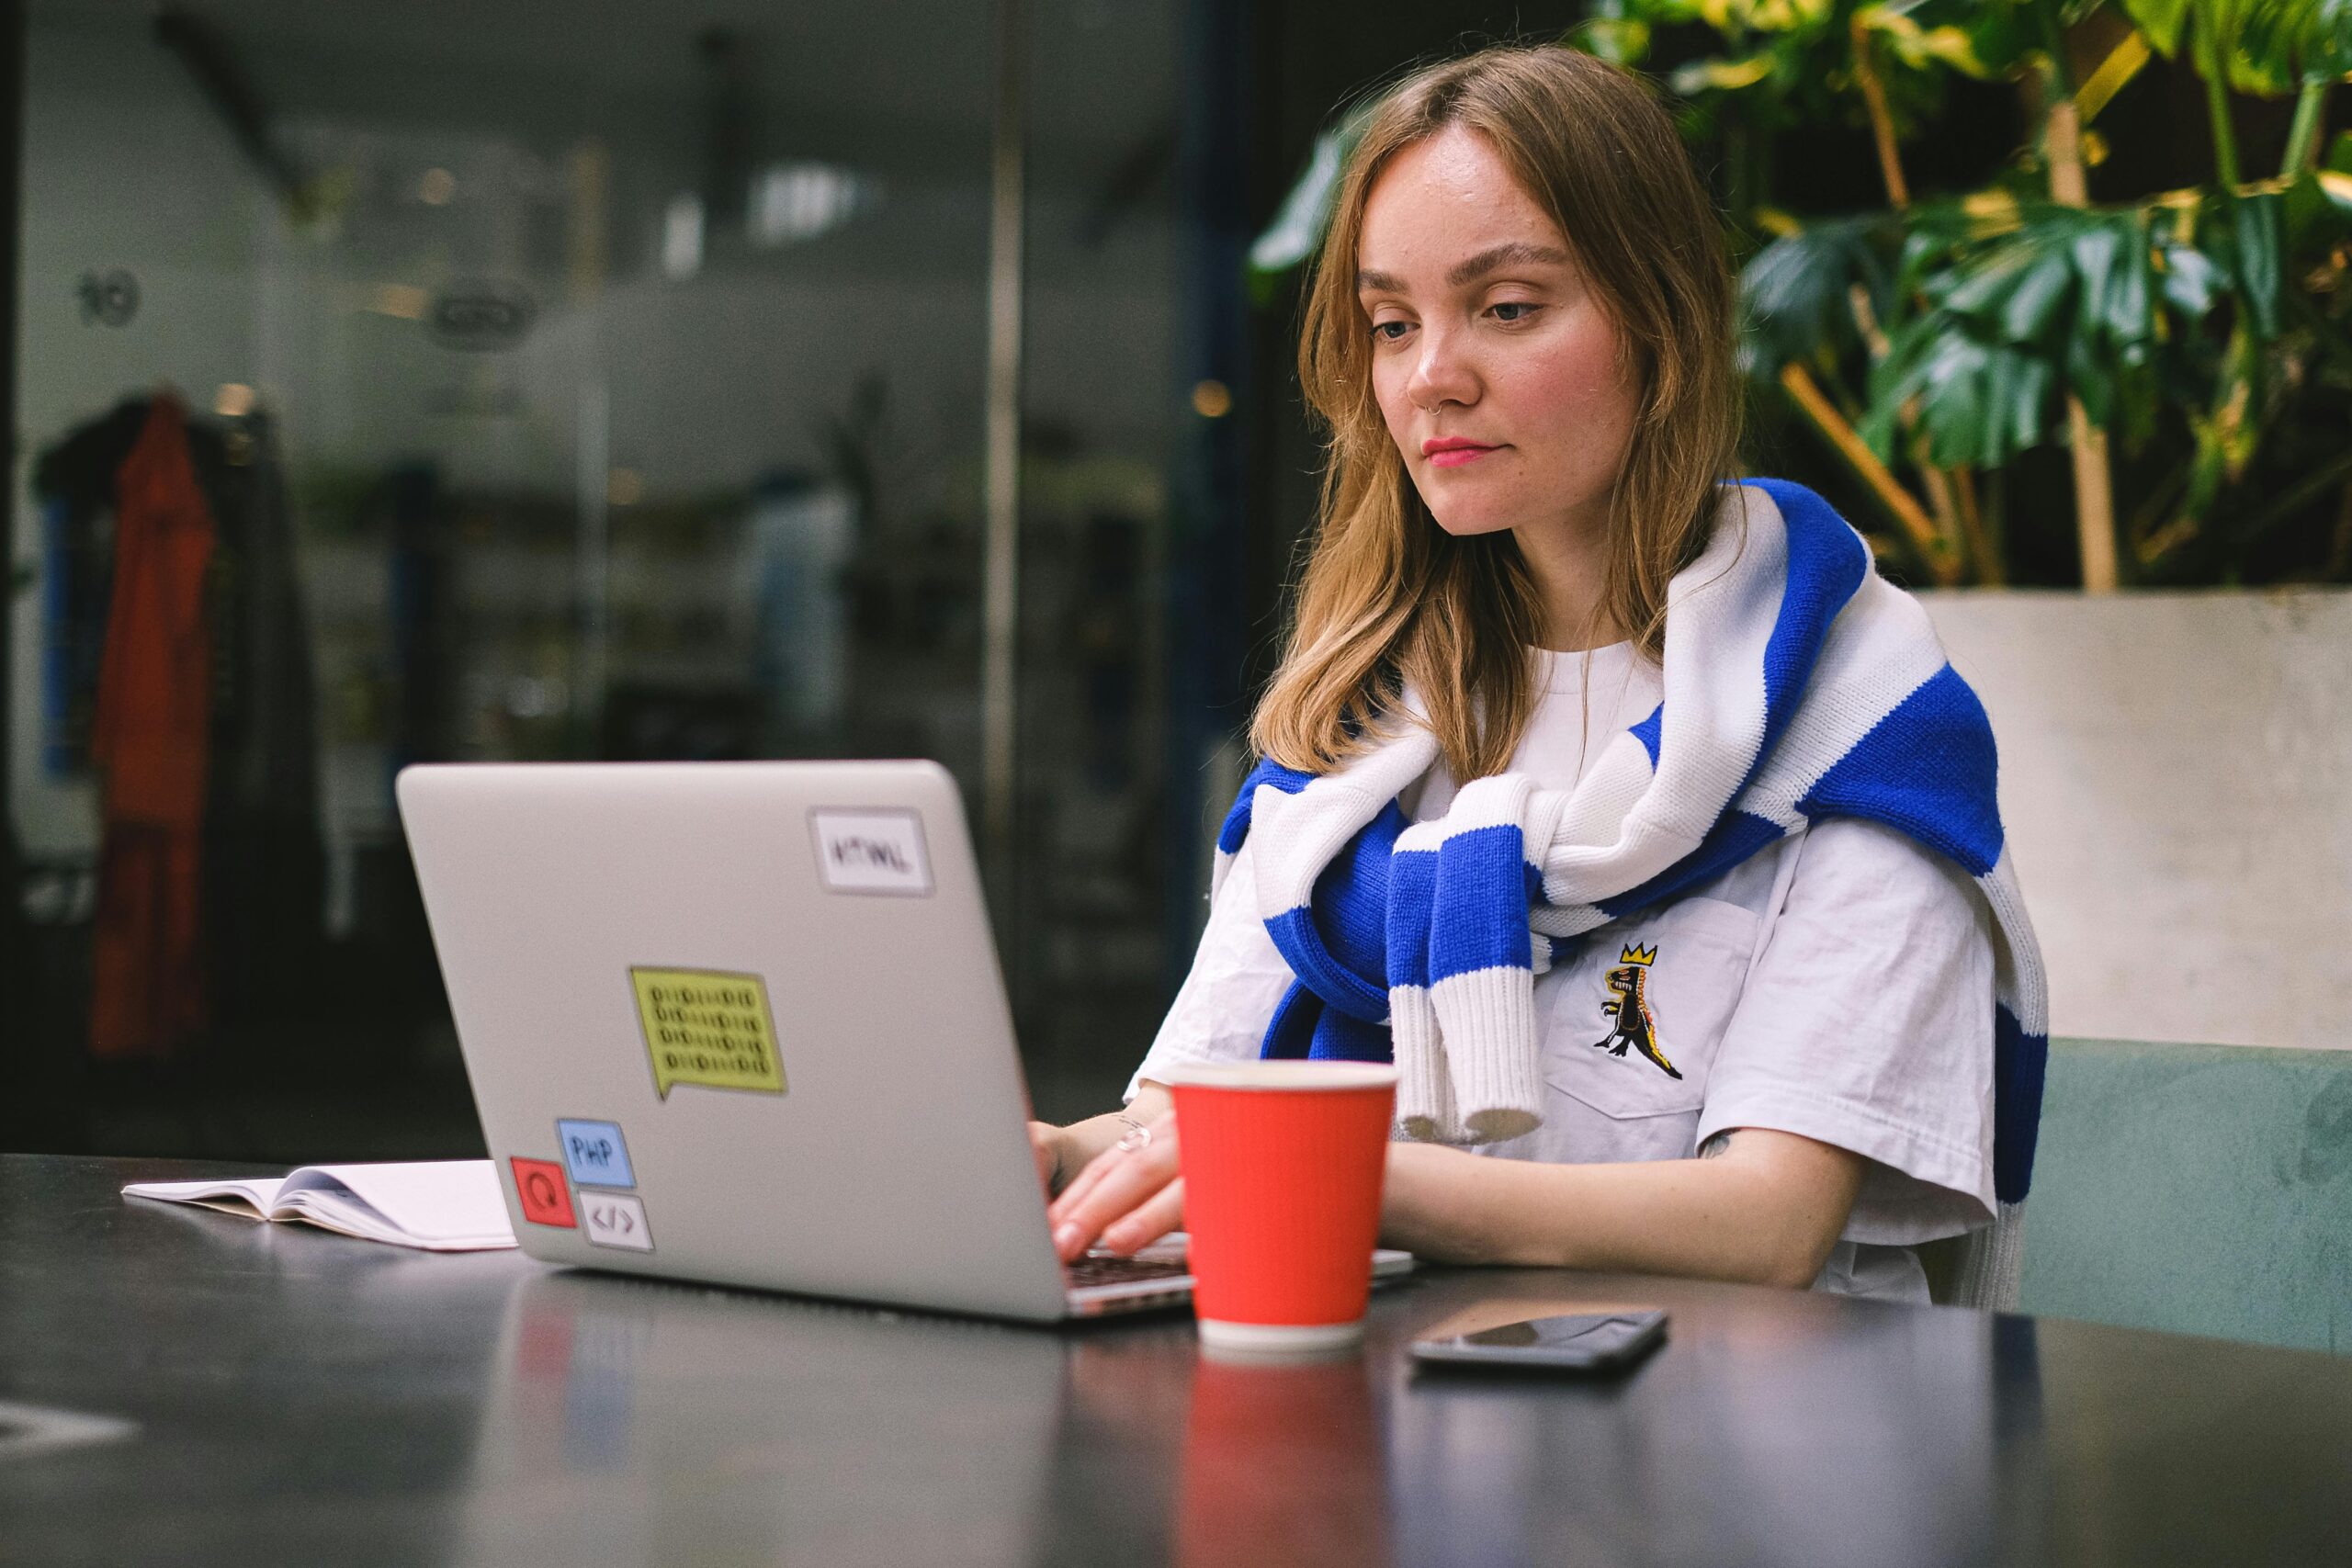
[396,759,1410,1323]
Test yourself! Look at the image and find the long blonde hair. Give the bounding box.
[1251,45,1744,780]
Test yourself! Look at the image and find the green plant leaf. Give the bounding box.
[2186,408,2233,517]
[2230,190,2285,336]
[1897,220,1961,297]
[1944,0,2046,77]
[1692,0,1837,35]
[1979,345,2020,466]
[1857,387,1904,464]
[2281,168,2325,244]
[2114,357,2163,446]
[1738,216,1894,370]
[1573,16,1655,65]
[2217,0,2300,92]
[2158,242,2225,318]
[1999,246,2077,343]
[1868,310,1941,400]
[2241,0,2352,85]
[2006,350,2056,457]
[1247,117,1362,288]
[2067,320,2117,425]
[1941,246,2038,321]
[2316,168,2352,219]
[1859,7,1997,76]
[2106,214,2157,341]
[2120,0,2193,57]
[1918,334,1993,466]
[2069,220,2122,340]
[2316,0,2352,77]
[1670,52,1781,95]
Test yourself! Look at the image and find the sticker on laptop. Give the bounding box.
[630,967,786,1100]
[808,808,933,896]
[581,1191,654,1252]
[556,1119,635,1189]
[511,1156,576,1228]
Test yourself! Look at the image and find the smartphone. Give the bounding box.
[1408,1310,1668,1373]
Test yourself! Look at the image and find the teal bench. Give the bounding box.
[2015,1037,2352,1354]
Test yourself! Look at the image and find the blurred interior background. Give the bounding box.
[2,0,2344,1161]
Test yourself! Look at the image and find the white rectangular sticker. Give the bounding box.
[808,808,933,896]
[581,1191,654,1252]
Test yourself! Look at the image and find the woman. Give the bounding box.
[1031,45,2044,1302]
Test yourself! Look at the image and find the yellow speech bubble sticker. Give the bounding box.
[630,967,786,1100]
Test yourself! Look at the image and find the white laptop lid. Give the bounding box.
[398,760,1074,1323]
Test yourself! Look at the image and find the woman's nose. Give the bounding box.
[1407,326,1479,412]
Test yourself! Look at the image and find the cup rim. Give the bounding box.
[1157,1061,1399,1091]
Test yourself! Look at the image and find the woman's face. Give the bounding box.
[1356,125,1640,550]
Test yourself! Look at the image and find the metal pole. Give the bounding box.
[570,141,611,756]
[575,377,610,754]
[980,0,1025,928]
[0,0,28,1149]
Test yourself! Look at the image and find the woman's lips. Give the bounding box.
[1424,442,1499,468]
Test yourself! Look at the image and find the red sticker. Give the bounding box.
[511,1157,576,1228]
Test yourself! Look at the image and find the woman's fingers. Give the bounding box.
[1026,1122,1065,1196]
[1052,1153,1174,1259]
[1047,1110,1175,1224]
[1048,1125,1178,1254]
[1047,1111,1180,1261]
[1099,1177,1185,1257]
[1046,1130,1125,1219]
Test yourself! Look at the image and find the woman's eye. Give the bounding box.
[1372,319,1411,343]
[1489,301,1540,324]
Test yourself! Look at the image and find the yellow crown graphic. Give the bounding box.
[1619,942,1658,966]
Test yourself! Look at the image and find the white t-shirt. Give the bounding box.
[1128,642,1997,1303]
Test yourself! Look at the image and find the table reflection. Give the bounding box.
[1178,1348,1394,1568]
[1386,1285,2047,1568]
[451,1268,2053,1568]
[459,1270,1069,1568]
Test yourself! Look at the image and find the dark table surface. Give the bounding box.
[4,1154,2350,1567]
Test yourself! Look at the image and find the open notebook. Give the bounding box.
[122,1161,516,1252]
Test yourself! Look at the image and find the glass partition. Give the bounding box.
[10,0,1243,1155]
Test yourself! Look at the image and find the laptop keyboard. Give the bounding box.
[1063,1252,1189,1289]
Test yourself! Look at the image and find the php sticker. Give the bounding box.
[581,1191,654,1252]
[631,968,786,1100]
[556,1119,635,1189]
[808,808,933,896]
[511,1157,576,1228]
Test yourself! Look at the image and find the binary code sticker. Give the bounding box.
[808,808,933,896]
[581,1190,654,1252]
[630,968,786,1100]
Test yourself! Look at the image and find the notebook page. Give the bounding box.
[121,1175,290,1218]
[287,1162,515,1249]
[267,1185,409,1246]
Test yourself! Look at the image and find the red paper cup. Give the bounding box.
[1165,1061,1397,1353]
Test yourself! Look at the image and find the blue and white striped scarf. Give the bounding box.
[1216,479,2048,1224]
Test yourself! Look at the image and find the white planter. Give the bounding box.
[1920,588,2352,1053]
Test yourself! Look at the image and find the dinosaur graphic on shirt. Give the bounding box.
[1589,942,1682,1080]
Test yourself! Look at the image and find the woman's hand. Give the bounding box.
[1044,1109,1182,1261]
[1028,1122,1074,1196]
[1376,1125,1862,1287]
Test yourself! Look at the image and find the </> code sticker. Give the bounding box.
[512,1157,576,1228]
[556,1119,635,1189]
[581,1191,654,1252]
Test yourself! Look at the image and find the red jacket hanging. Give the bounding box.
[89,395,216,1061]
